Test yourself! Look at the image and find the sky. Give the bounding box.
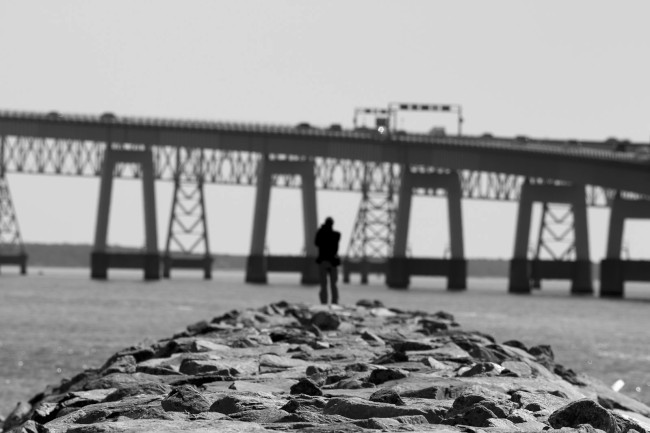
[1,1,649,261]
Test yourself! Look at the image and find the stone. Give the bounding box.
[178,359,237,376]
[290,378,323,396]
[501,360,533,378]
[458,362,505,377]
[104,382,171,402]
[355,299,384,308]
[4,401,32,431]
[6,301,650,433]
[310,311,340,331]
[511,389,570,413]
[209,394,278,415]
[529,344,555,370]
[323,397,441,423]
[548,399,618,433]
[367,367,408,385]
[160,385,211,414]
[6,420,49,433]
[369,388,405,406]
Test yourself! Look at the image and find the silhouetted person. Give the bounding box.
[314,217,341,305]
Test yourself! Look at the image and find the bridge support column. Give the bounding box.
[245,157,319,285]
[386,169,466,290]
[91,145,159,280]
[163,147,212,280]
[600,194,650,298]
[509,183,591,294]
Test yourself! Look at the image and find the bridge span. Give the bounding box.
[1,109,649,297]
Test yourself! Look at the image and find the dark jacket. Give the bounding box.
[314,225,341,265]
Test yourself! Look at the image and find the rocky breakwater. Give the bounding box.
[3,300,650,433]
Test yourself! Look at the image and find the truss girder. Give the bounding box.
[0,176,25,255]
[533,203,576,261]
[346,163,397,261]
[165,148,210,257]
[0,135,633,207]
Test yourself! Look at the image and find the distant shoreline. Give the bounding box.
[9,242,600,278]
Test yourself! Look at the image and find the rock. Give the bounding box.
[178,359,237,376]
[367,368,408,385]
[310,311,340,331]
[360,330,384,346]
[160,385,211,414]
[554,364,588,386]
[100,355,136,376]
[548,398,618,433]
[529,344,555,369]
[356,299,384,308]
[209,394,278,415]
[369,388,405,406]
[501,360,533,378]
[104,382,171,402]
[6,301,650,433]
[372,351,408,365]
[4,401,32,431]
[511,389,570,412]
[392,340,434,352]
[458,362,505,377]
[503,339,528,351]
[444,403,496,427]
[5,420,49,433]
[323,397,441,423]
[290,378,322,396]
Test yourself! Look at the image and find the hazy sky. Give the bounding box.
[1,1,649,261]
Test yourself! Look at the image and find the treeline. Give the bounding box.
[18,243,517,276]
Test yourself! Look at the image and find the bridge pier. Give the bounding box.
[163,147,212,279]
[600,194,650,298]
[245,156,319,285]
[386,169,466,290]
[509,182,592,294]
[91,145,160,280]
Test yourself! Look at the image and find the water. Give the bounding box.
[1,267,649,416]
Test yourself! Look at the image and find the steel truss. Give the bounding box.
[533,203,576,261]
[345,163,398,283]
[163,147,212,279]
[0,135,626,208]
[0,172,27,274]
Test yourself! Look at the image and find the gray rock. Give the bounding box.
[209,394,279,415]
[369,388,405,406]
[511,389,570,412]
[5,420,49,433]
[160,385,211,414]
[323,397,442,423]
[104,382,171,402]
[367,368,408,385]
[501,361,533,378]
[8,301,650,433]
[548,399,617,433]
[4,402,32,431]
[290,378,323,396]
[310,311,340,331]
[100,356,136,376]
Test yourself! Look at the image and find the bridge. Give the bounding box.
[1,108,650,298]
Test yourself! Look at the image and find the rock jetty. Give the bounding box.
[3,300,650,433]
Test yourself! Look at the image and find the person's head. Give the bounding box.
[324,217,334,227]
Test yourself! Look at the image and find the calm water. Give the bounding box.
[1,267,650,417]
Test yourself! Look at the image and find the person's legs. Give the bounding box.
[329,265,339,304]
[318,261,329,304]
